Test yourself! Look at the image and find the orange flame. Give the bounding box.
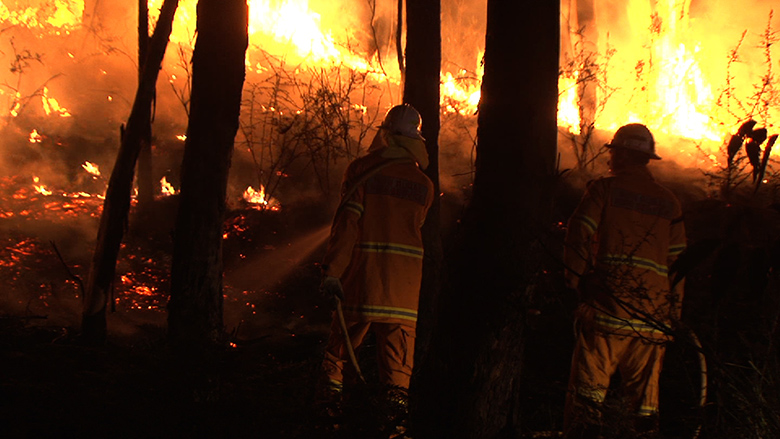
[558,71,581,135]
[41,87,71,117]
[32,176,51,196]
[243,185,280,210]
[558,0,779,161]
[0,0,85,30]
[160,177,176,196]
[28,129,43,143]
[2,0,775,175]
[81,161,100,177]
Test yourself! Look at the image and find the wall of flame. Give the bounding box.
[0,0,778,182]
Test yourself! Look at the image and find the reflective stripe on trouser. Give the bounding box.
[322,319,416,389]
[564,323,666,434]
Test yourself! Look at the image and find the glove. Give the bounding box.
[320,276,345,303]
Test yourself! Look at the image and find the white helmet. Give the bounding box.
[606,123,661,160]
[380,104,425,141]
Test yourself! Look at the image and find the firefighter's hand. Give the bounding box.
[320,276,345,303]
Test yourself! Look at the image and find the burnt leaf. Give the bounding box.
[744,139,761,180]
[754,134,777,192]
[727,135,743,165]
[747,127,768,146]
[737,119,757,137]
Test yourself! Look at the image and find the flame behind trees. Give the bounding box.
[1,0,779,183]
[559,1,780,170]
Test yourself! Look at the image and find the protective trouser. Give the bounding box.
[564,322,665,438]
[322,319,416,390]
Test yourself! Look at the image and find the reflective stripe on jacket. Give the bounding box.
[322,141,434,327]
[565,165,686,338]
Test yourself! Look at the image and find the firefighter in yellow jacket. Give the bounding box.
[563,124,686,439]
[319,104,434,405]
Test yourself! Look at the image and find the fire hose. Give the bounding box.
[687,328,707,439]
[334,296,366,384]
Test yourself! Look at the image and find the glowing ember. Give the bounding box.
[132,285,155,296]
[160,177,176,196]
[117,271,166,311]
[32,176,52,196]
[10,94,21,118]
[28,129,43,143]
[41,86,71,117]
[81,161,101,177]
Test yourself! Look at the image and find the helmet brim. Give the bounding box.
[379,125,426,142]
[605,143,661,160]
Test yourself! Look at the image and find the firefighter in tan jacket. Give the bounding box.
[319,104,434,405]
[563,124,686,439]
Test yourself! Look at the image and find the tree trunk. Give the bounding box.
[167,0,248,350]
[412,2,559,438]
[396,0,405,79]
[81,0,179,344]
[136,0,155,208]
[402,0,442,385]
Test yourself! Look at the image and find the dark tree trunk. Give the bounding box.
[167,0,248,350]
[413,2,559,438]
[81,0,178,344]
[402,0,442,384]
[136,0,155,207]
[396,0,405,79]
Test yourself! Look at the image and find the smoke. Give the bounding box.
[4,1,778,337]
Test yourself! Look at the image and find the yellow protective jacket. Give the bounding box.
[322,134,434,328]
[564,165,686,339]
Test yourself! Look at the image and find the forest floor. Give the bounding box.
[0,193,439,439]
[2,169,776,439]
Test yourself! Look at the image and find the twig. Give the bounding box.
[49,240,85,297]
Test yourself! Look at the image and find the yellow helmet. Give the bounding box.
[606,123,661,160]
[380,104,425,141]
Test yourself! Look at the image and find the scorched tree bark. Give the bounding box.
[167,0,248,349]
[402,0,443,380]
[136,0,155,208]
[413,1,559,438]
[81,0,178,344]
